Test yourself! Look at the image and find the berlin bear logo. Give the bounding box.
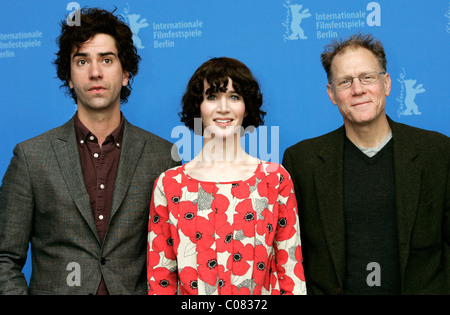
[283,1,311,41]
[397,68,425,116]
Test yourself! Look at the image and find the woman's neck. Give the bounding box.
[185,135,259,182]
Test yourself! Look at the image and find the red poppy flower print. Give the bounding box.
[279,274,295,295]
[232,285,251,295]
[152,222,176,260]
[216,265,232,294]
[216,221,233,253]
[209,193,230,225]
[178,201,197,238]
[194,216,215,251]
[146,250,160,278]
[275,247,289,271]
[197,248,219,286]
[227,242,254,276]
[200,182,219,194]
[147,162,306,295]
[295,246,305,281]
[234,199,256,237]
[180,170,201,193]
[265,161,282,174]
[264,256,278,291]
[253,245,269,285]
[163,168,180,179]
[150,205,169,235]
[179,267,198,295]
[276,202,297,241]
[258,172,279,204]
[256,208,276,245]
[231,182,250,199]
[149,267,176,295]
[163,175,182,211]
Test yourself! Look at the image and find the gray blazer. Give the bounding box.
[0,117,179,294]
[283,117,450,294]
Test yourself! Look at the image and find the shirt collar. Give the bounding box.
[74,111,124,146]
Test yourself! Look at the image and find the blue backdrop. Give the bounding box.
[1,0,449,283]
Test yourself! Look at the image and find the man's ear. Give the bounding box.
[122,71,130,87]
[383,72,391,97]
[327,83,338,105]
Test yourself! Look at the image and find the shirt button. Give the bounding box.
[100,184,105,189]
[99,215,104,220]
[80,140,84,144]
[89,135,95,141]
[116,143,120,147]
[93,153,99,158]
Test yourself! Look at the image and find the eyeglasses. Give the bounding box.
[330,72,386,90]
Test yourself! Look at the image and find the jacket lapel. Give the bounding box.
[389,119,422,278]
[314,127,346,288]
[110,120,145,219]
[51,118,99,242]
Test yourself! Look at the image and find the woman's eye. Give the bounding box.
[230,95,240,101]
[206,95,216,101]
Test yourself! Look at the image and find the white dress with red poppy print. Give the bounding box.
[147,161,306,295]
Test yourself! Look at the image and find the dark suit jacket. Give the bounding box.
[0,117,179,294]
[283,117,450,294]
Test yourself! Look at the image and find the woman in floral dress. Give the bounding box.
[147,57,306,295]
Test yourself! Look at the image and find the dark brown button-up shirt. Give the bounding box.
[74,112,124,295]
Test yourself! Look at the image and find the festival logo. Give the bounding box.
[121,3,149,49]
[121,3,203,49]
[283,1,381,42]
[0,30,43,59]
[282,1,311,41]
[396,68,425,117]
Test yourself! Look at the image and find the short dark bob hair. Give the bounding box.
[180,57,266,133]
[321,32,387,82]
[53,7,141,104]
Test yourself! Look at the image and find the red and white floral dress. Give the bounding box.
[147,161,306,295]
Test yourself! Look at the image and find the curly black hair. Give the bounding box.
[53,7,141,104]
[180,57,266,134]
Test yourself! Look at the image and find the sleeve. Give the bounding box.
[281,147,294,178]
[273,166,306,295]
[444,145,450,292]
[147,173,178,295]
[0,144,33,295]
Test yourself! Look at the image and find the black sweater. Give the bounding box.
[343,137,401,295]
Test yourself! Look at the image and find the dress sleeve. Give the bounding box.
[147,174,178,295]
[273,166,306,295]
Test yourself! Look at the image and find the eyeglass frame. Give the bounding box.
[329,71,386,90]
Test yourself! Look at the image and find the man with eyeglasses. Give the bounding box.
[283,33,449,295]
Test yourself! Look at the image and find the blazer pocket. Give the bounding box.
[410,199,442,250]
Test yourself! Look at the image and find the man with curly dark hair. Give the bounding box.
[0,8,179,295]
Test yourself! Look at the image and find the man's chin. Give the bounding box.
[77,94,120,109]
